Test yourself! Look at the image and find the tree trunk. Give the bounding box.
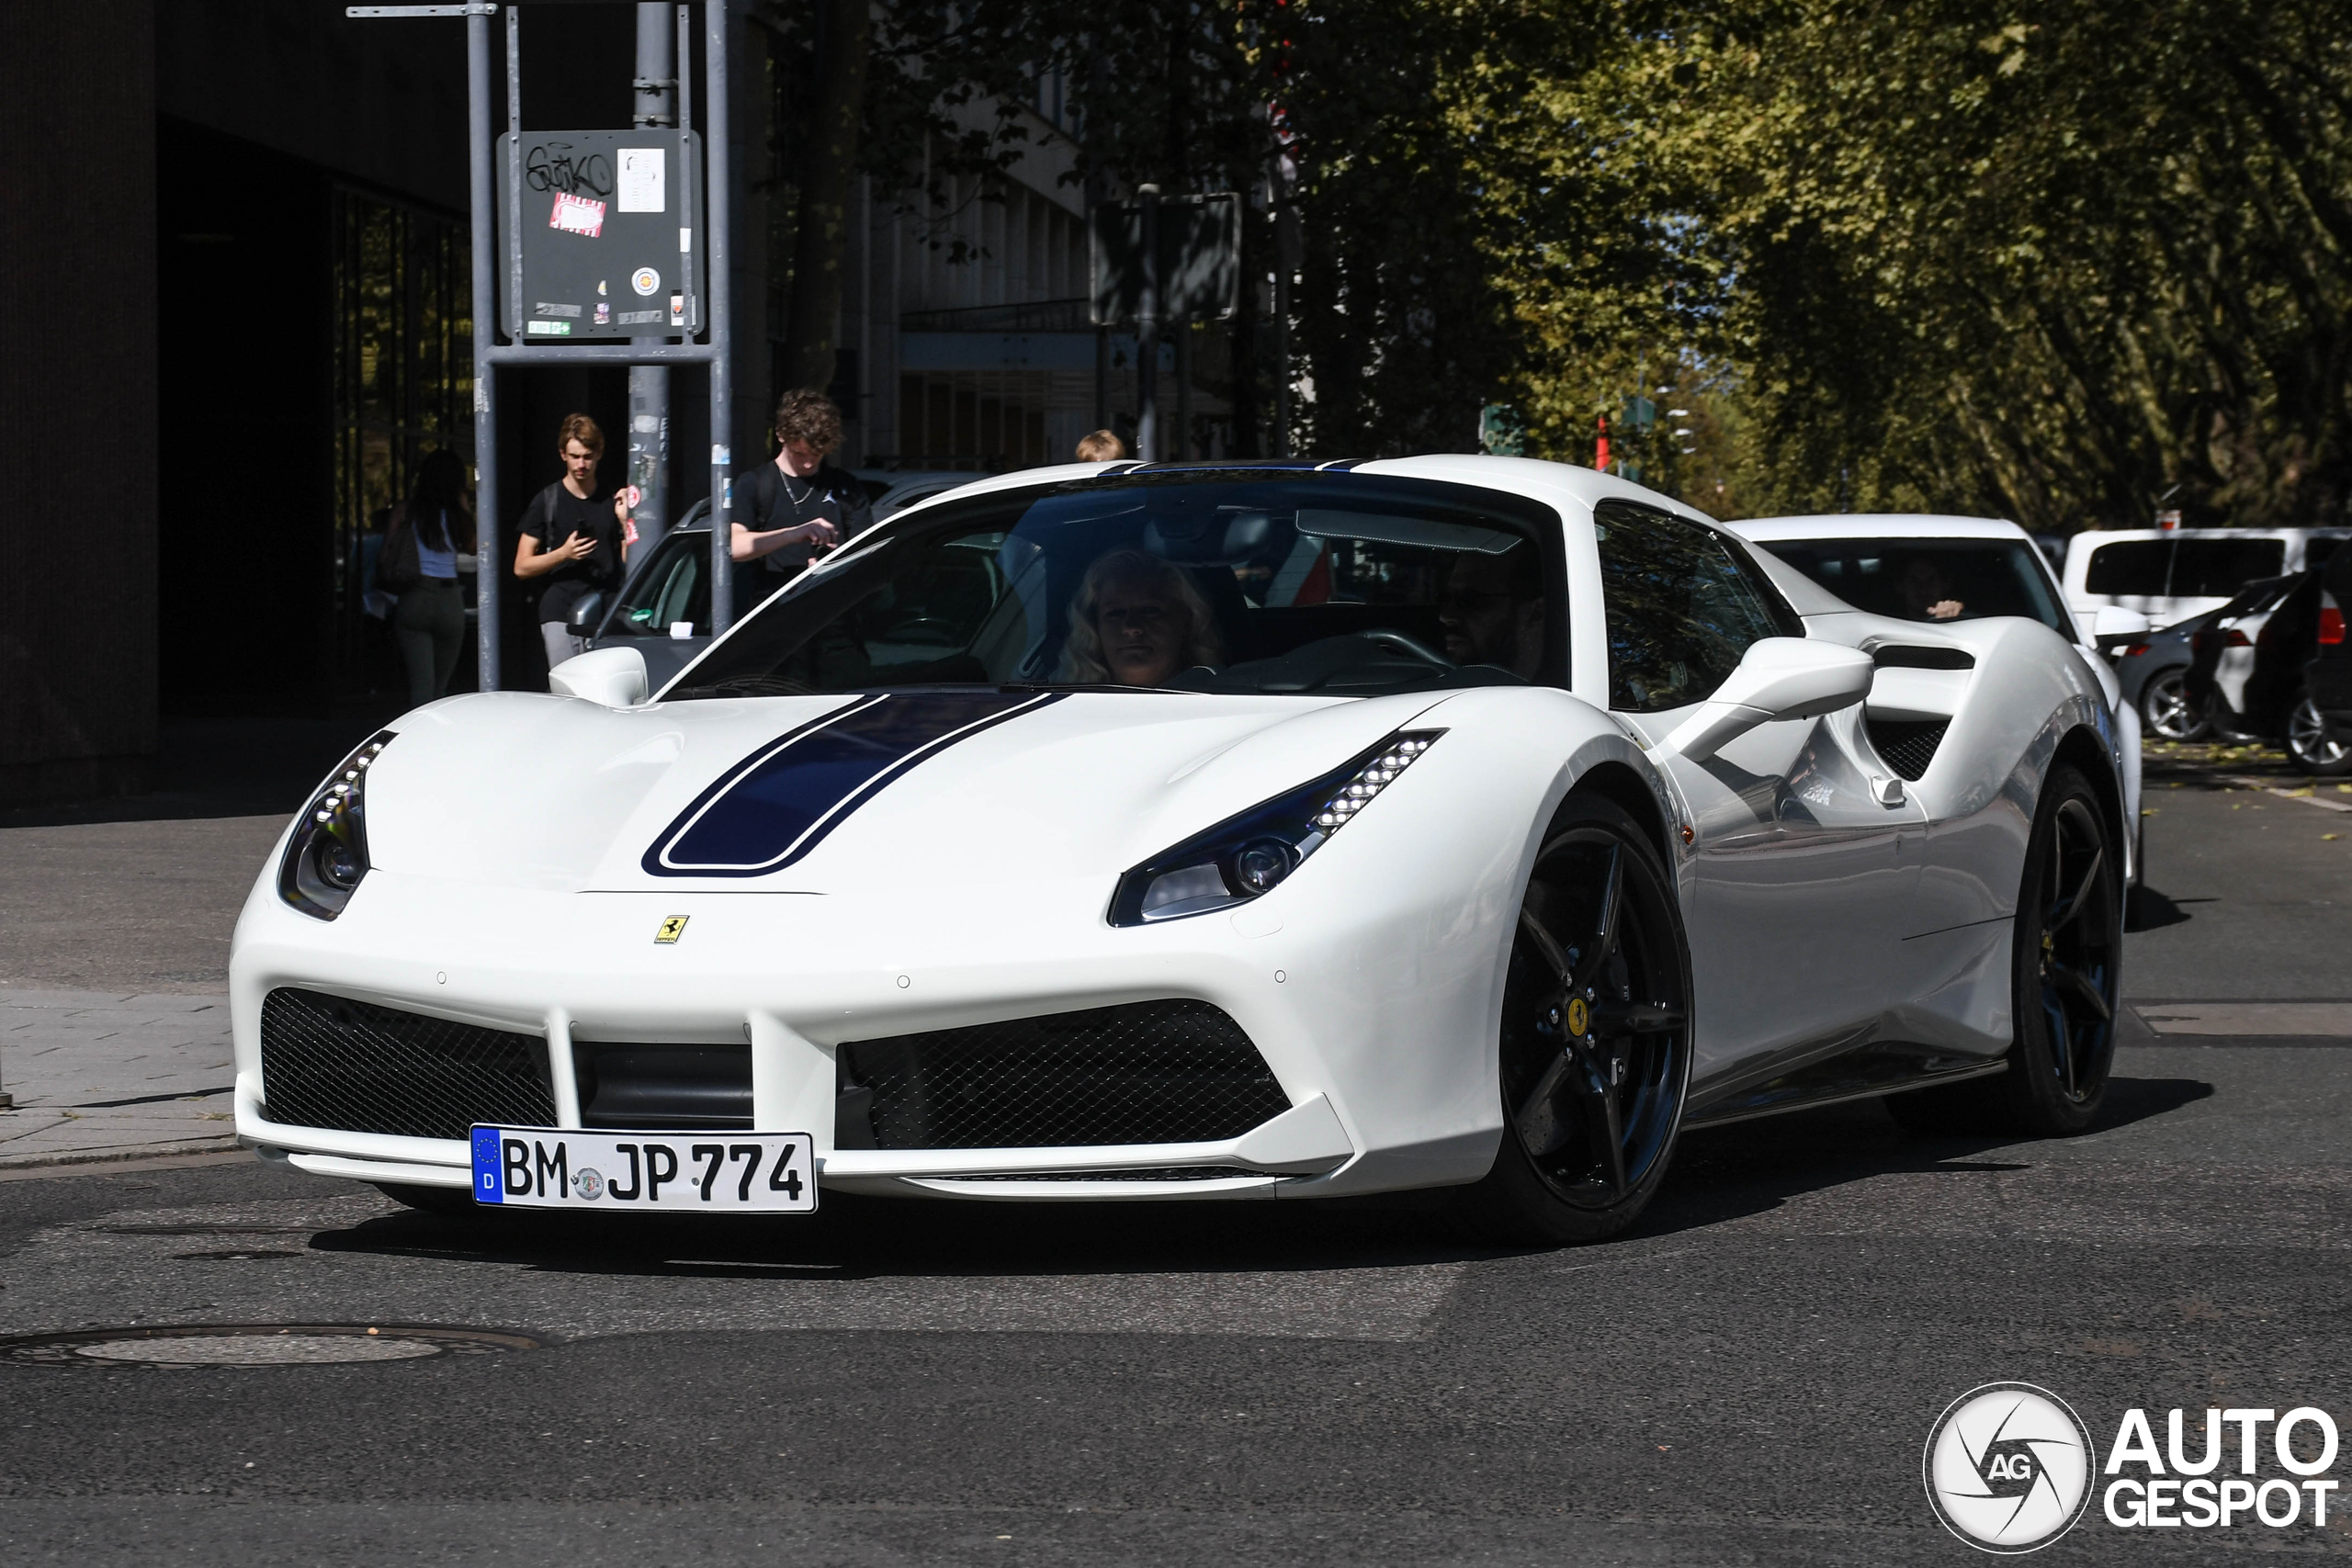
[777,0,871,397]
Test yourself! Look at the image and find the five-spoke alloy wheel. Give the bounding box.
[2287,694,2352,775]
[1459,795,1693,1244]
[2002,765,2122,1131]
[2139,667,2208,742]
[1891,761,2121,1135]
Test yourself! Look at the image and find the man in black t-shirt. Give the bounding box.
[514,412,631,676]
[730,389,870,618]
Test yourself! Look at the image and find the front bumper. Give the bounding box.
[230,863,1509,1202]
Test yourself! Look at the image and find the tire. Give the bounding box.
[1889,761,2120,1136]
[1454,795,1694,1245]
[2286,694,2352,775]
[2139,666,2208,741]
[373,1181,481,1217]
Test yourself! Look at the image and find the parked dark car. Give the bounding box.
[582,503,718,692]
[2114,609,2217,741]
[2306,553,2352,761]
[2186,571,2351,773]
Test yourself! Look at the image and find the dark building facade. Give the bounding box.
[2,2,1194,810]
[4,3,158,805]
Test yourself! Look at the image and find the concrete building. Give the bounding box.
[0,2,1222,810]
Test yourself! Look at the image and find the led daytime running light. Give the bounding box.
[277,730,396,921]
[1311,735,1437,834]
[1109,728,1446,927]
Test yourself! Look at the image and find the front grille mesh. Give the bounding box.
[837,1000,1289,1150]
[1867,717,1951,782]
[259,987,554,1140]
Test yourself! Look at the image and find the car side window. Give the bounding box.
[2172,537,2286,597]
[1595,502,1791,712]
[2083,539,2172,596]
[610,532,709,637]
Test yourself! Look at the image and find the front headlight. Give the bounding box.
[1108,729,1444,927]
[277,730,396,920]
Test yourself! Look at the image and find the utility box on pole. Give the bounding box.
[498,129,707,339]
[1089,193,1240,327]
[351,0,741,684]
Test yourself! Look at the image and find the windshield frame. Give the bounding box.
[656,468,1572,703]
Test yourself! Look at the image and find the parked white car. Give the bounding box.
[1729,513,2143,882]
[2062,526,2352,630]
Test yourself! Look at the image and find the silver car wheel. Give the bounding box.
[2141,668,2208,741]
[2288,695,2350,771]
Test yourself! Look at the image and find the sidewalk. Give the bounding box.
[0,990,238,1168]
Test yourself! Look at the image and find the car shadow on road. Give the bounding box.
[2127,881,2213,932]
[1629,1072,2216,1241]
[307,1179,1488,1280]
[304,1072,2218,1279]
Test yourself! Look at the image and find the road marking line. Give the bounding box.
[2133,1001,2352,1034]
[2222,776,2352,812]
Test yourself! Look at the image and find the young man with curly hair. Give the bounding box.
[729,389,872,615]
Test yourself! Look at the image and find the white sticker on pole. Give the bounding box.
[680,227,693,253]
[712,446,731,467]
[617,148,666,212]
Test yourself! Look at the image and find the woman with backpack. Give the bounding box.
[377,447,478,707]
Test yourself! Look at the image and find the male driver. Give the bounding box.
[1894,552,1966,621]
[514,412,631,676]
[730,389,865,617]
[1438,544,1546,678]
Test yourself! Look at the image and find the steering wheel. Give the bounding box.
[1358,627,1456,669]
[883,615,963,648]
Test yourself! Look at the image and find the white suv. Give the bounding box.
[2063,527,2352,630]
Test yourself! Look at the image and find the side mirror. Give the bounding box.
[2092,605,2151,639]
[548,646,650,709]
[1653,637,1873,763]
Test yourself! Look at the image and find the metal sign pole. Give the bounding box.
[706,0,734,639]
[1136,185,1160,462]
[467,6,502,690]
[626,3,675,555]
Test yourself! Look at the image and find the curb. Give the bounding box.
[0,1136,243,1175]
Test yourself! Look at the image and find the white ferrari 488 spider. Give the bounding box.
[232,458,2131,1242]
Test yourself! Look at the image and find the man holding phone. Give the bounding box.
[729,389,867,619]
[514,412,632,676]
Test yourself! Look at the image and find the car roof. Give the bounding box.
[2069,526,2352,543]
[1729,513,2032,543]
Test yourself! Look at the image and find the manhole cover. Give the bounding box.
[0,1324,546,1368]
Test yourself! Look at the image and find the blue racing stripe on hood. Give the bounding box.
[645,691,1063,876]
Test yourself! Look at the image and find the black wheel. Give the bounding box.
[2001,765,2122,1131]
[373,1182,481,1217]
[1893,762,2121,1136]
[2286,694,2352,775]
[1455,795,1692,1245]
[2139,667,2208,741]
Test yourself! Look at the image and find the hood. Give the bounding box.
[361,688,1453,896]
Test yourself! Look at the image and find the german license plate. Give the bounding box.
[469,1127,816,1213]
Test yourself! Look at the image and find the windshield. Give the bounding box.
[668,472,1562,700]
[1758,536,2071,636]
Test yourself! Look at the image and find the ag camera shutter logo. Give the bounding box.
[1924,1382,2094,1552]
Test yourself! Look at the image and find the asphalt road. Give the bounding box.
[4,744,2350,1564]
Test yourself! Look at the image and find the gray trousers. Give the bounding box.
[541,622,590,679]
